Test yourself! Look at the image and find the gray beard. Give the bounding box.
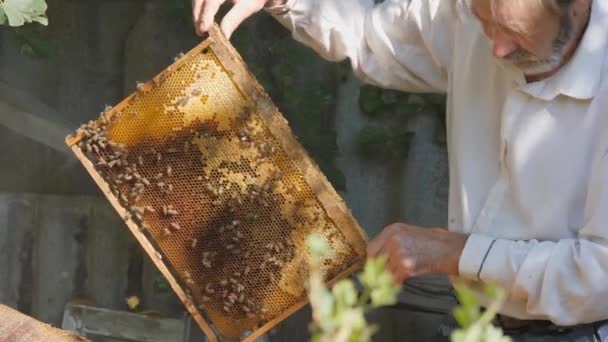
[500,14,573,76]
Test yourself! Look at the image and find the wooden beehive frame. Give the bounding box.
[66,25,368,341]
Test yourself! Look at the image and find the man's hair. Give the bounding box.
[484,0,575,15]
[473,0,576,34]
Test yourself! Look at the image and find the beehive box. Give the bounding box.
[66,25,368,341]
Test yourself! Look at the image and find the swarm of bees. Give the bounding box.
[75,103,300,323]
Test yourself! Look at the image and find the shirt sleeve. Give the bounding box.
[459,153,608,326]
[265,0,458,93]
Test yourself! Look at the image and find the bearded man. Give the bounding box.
[192,0,608,340]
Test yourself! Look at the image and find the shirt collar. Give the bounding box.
[519,0,608,101]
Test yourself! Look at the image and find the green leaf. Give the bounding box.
[307,234,329,258]
[317,288,335,319]
[333,280,358,312]
[370,286,399,307]
[0,0,48,27]
[14,25,53,58]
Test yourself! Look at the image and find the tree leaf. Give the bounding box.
[332,280,358,311]
[0,0,48,27]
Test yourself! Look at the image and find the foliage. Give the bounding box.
[306,234,401,342]
[0,0,48,27]
[0,0,50,58]
[451,283,512,342]
[13,24,52,57]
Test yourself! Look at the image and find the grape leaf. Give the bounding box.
[0,0,48,27]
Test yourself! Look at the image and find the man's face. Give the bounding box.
[471,0,574,76]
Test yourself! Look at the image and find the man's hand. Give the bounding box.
[192,0,286,39]
[367,223,468,285]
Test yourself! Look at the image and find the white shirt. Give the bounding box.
[267,0,608,325]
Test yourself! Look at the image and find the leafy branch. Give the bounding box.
[306,234,401,342]
[451,283,512,342]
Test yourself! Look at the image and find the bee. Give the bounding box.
[223,306,230,313]
[166,165,172,176]
[226,244,235,250]
[191,88,202,96]
[202,259,211,268]
[136,82,144,91]
[155,251,162,260]
[174,52,185,61]
[205,284,215,294]
[201,296,211,302]
[137,156,144,166]
[244,266,251,275]
[242,306,250,313]
[238,293,245,303]
[170,222,181,230]
[163,228,171,237]
[191,238,198,248]
[97,157,107,166]
[177,97,190,108]
[220,279,228,286]
[141,178,151,186]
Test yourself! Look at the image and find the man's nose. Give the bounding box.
[492,31,518,58]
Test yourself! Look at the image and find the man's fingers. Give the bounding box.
[220,0,265,39]
[388,253,407,285]
[192,0,206,36]
[201,0,225,33]
[367,226,398,257]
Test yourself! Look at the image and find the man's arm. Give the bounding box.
[370,152,608,325]
[193,0,460,94]
[265,0,457,93]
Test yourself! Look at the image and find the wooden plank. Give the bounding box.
[85,200,132,309]
[0,193,36,310]
[31,195,85,326]
[0,101,71,155]
[61,303,186,342]
[69,145,219,342]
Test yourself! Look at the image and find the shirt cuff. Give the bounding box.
[458,234,496,281]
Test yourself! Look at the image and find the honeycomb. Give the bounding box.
[66,27,367,340]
